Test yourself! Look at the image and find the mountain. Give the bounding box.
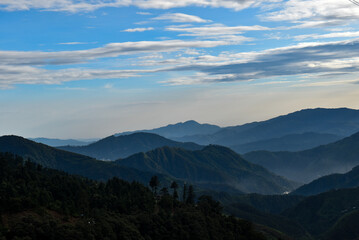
[116,145,298,195]
[244,131,359,183]
[231,132,342,154]
[0,135,159,184]
[0,152,267,240]
[59,132,203,160]
[116,120,221,139]
[176,108,359,148]
[30,137,95,147]
[282,187,359,238]
[292,165,359,196]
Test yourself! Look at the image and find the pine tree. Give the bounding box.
[170,181,179,200]
[186,185,195,205]
[182,183,187,202]
[149,176,159,195]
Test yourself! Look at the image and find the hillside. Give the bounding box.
[59,132,203,160]
[117,120,221,139]
[30,137,95,147]
[176,108,359,148]
[282,187,359,238]
[116,145,298,195]
[0,152,267,240]
[292,165,359,196]
[0,135,159,184]
[244,131,359,183]
[231,132,342,153]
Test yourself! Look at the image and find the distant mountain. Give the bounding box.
[116,145,298,195]
[30,137,95,147]
[231,132,343,154]
[116,120,221,139]
[282,187,359,238]
[0,135,159,184]
[176,108,359,148]
[59,132,203,160]
[244,131,359,183]
[292,165,359,196]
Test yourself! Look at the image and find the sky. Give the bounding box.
[1,0,359,139]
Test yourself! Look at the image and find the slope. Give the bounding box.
[231,132,342,154]
[244,131,359,183]
[0,135,158,184]
[116,145,298,195]
[177,108,359,148]
[116,120,221,139]
[292,165,359,196]
[59,132,203,160]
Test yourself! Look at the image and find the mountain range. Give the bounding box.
[116,120,221,139]
[244,131,359,183]
[174,108,359,152]
[0,135,157,184]
[30,137,96,147]
[116,145,298,195]
[58,132,203,160]
[292,165,359,196]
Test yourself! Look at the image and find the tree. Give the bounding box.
[186,185,195,205]
[160,187,169,196]
[182,183,187,202]
[149,176,159,195]
[170,181,179,200]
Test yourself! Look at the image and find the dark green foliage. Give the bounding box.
[324,210,359,240]
[244,130,359,183]
[116,145,298,194]
[282,187,359,238]
[186,185,195,205]
[149,175,160,194]
[0,152,267,240]
[0,135,165,186]
[59,132,203,160]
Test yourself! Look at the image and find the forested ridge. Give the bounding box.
[0,152,266,240]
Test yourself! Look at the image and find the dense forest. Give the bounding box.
[0,152,266,240]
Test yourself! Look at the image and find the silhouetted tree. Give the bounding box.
[149,176,159,195]
[160,187,169,196]
[170,181,179,200]
[186,185,195,205]
[182,183,187,202]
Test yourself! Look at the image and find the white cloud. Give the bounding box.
[123,27,154,32]
[0,39,229,66]
[263,0,359,25]
[0,0,281,13]
[294,31,359,41]
[153,13,211,23]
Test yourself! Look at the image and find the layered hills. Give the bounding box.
[59,132,202,160]
[116,145,298,195]
[244,131,359,183]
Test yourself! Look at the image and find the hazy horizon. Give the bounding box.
[2,0,359,138]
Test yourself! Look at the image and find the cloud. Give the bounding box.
[153,13,211,23]
[263,0,359,26]
[0,39,229,66]
[122,27,154,32]
[166,23,270,36]
[0,65,150,89]
[58,42,96,45]
[163,39,359,84]
[294,31,359,41]
[0,0,281,13]
[136,11,152,15]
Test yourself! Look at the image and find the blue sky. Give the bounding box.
[1,0,359,138]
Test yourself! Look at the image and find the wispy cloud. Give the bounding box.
[123,27,154,32]
[294,31,359,41]
[0,0,281,13]
[153,13,211,23]
[163,39,359,84]
[0,39,229,66]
